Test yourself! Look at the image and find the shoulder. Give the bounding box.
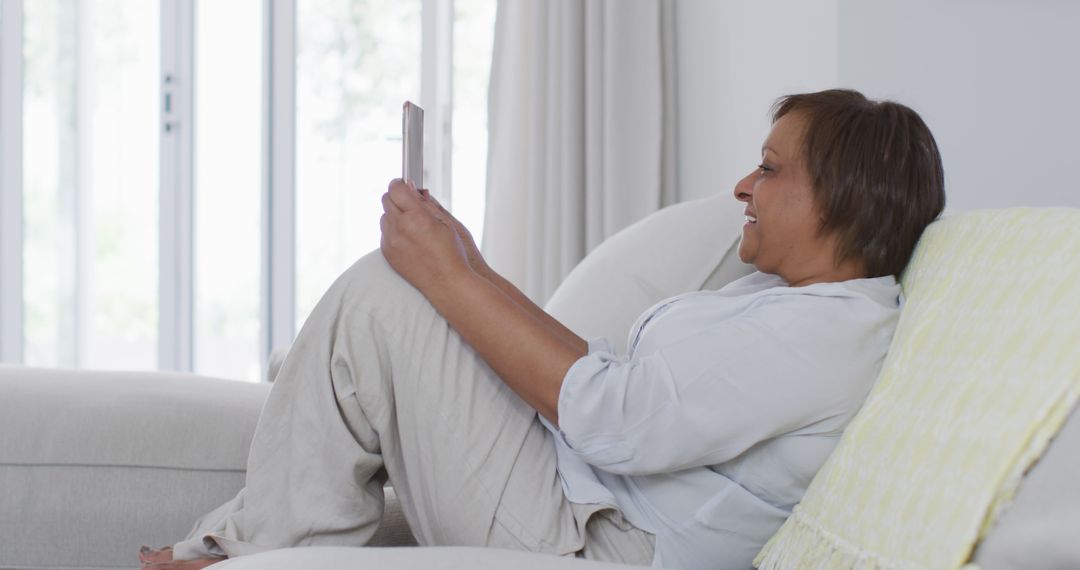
[756,272,897,314]
[696,275,902,385]
[722,274,897,327]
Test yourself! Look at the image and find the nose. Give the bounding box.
[733,170,755,203]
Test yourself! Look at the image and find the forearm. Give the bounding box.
[425,270,584,425]
[379,180,584,424]
[476,266,588,354]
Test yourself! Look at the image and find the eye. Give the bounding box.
[757,163,775,174]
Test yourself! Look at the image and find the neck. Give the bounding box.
[783,257,867,287]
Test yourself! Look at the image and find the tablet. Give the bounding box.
[402,101,424,189]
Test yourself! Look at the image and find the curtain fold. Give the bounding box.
[482,0,678,303]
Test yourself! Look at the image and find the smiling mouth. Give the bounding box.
[745,215,757,224]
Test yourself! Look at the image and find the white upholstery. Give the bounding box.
[212,546,637,570]
[0,366,266,569]
[0,366,414,570]
[973,402,1080,569]
[544,192,752,347]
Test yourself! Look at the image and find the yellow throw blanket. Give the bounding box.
[755,208,1080,569]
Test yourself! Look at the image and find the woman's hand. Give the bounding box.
[380,179,472,293]
[418,188,492,278]
[381,179,585,426]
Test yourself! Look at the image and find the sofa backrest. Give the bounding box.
[544,193,754,350]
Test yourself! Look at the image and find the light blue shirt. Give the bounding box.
[544,272,901,569]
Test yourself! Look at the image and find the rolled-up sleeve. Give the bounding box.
[556,298,870,476]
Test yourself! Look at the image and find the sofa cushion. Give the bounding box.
[755,208,1080,569]
[544,193,753,350]
[211,546,640,570]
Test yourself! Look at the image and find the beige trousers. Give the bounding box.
[173,252,654,565]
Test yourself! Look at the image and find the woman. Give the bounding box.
[140,89,945,569]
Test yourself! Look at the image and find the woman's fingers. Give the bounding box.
[381,182,444,246]
[380,182,471,294]
[419,188,449,214]
[386,178,426,213]
[415,188,463,229]
[381,191,400,214]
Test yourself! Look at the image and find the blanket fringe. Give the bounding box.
[754,506,923,570]
[755,383,1080,570]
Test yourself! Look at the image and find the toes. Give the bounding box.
[138,546,174,564]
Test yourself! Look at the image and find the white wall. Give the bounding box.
[675,0,838,203]
[837,0,1080,211]
[676,0,1080,211]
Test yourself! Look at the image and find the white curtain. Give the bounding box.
[482,0,678,303]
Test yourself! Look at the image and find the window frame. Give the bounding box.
[262,0,298,372]
[0,0,24,364]
[159,0,195,372]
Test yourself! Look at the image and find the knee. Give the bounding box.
[341,250,398,285]
[333,250,425,312]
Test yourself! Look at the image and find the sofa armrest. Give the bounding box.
[0,365,269,569]
[0,365,417,570]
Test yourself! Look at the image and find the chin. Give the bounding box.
[736,244,753,265]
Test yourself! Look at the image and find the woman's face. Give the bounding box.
[733,112,854,286]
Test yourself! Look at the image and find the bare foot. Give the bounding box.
[144,558,224,569]
[139,546,225,568]
[139,546,173,564]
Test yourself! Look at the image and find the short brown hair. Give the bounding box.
[773,89,946,278]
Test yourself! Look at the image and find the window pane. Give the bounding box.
[194,0,263,382]
[23,0,76,367]
[295,0,421,331]
[23,0,159,370]
[452,0,497,245]
[83,0,159,370]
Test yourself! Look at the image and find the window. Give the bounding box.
[22,0,160,370]
[452,0,496,246]
[194,0,263,381]
[0,0,497,381]
[294,0,422,333]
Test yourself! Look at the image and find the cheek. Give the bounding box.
[779,194,818,233]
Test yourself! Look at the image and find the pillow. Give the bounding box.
[544,193,753,350]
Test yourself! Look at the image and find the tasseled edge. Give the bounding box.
[753,506,924,570]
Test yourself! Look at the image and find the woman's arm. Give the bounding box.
[426,270,581,424]
[420,189,587,353]
[484,270,589,354]
[380,180,583,425]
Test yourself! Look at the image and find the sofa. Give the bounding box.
[2,195,1078,570]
